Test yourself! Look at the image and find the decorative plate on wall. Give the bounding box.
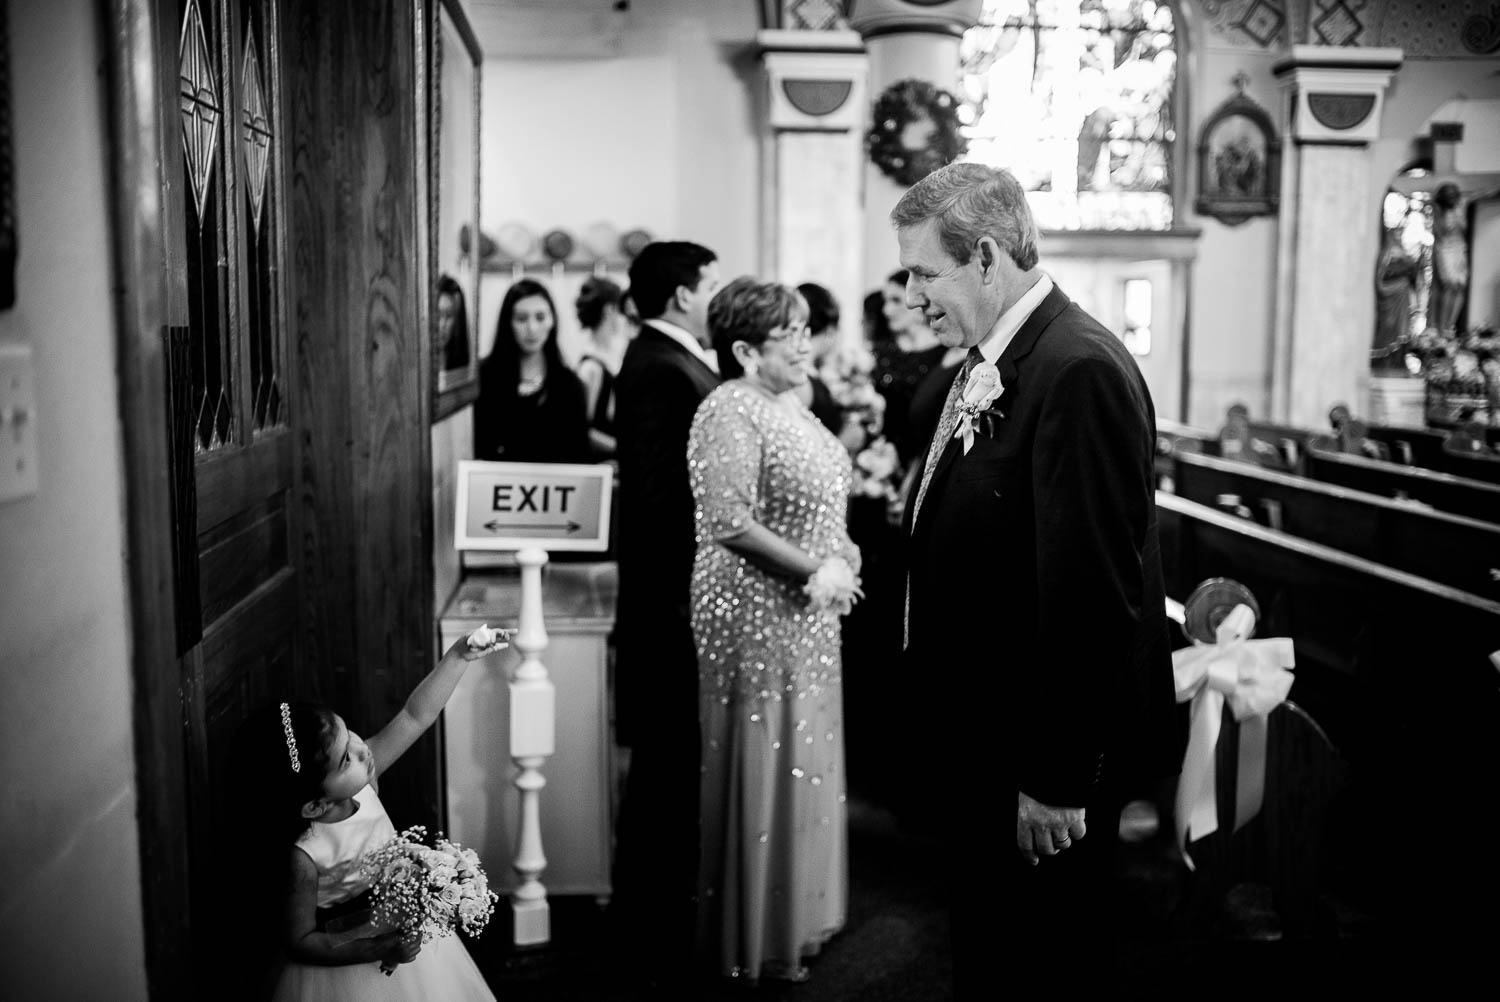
[581,222,620,262]
[541,228,576,262]
[620,228,653,259]
[494,222,536,263]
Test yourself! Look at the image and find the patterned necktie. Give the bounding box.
[912,347,982,523]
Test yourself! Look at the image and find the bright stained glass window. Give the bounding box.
[960,0,1178,230]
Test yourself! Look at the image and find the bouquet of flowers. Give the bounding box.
[360,825,497,974]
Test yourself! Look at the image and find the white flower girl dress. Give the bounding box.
[270,784,495,1002]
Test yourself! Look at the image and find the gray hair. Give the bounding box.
[890,162,1039,272]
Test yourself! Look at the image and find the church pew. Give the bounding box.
[1155,492,1500,938]
[1440,439,1500,486]
[1170,447,1500,601]
[1154,418,1217,489]
[1302,438,1500,523]
[1361,423,1448,468]
[1355,422,1500,485]
[1219,419,1313,474]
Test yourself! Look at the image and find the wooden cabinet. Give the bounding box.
[440,562,616,898]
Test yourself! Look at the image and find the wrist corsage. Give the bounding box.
[954,361,1004,454]
[803,555,861,617]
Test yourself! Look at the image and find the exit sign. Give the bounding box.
[455,461,614,552]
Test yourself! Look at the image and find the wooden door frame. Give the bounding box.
[103,0,193,996]
[108,3,441,994]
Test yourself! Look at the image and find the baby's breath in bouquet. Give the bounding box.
[360,825,497,974]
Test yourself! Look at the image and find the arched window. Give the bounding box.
[959,0,1179,230]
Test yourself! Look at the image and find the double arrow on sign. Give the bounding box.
[484,519,581,534]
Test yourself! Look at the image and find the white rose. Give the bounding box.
[961,361,1003,410]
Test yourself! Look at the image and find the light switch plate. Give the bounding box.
[0,343,40,502]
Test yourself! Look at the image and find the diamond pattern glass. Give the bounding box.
[179,0,220,225]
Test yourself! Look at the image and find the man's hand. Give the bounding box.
[1016,791,1086,866]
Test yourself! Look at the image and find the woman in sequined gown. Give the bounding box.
[688,277,861,985]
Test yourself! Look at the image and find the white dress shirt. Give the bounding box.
[975,272,1054,365]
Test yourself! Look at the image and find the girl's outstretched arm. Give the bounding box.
[366,632,507,775]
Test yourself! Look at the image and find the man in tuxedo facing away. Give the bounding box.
[608,240,722,980]
[894,163,1182,993]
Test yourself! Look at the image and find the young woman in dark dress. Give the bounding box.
[871,269,947,466]
[474,278,589,464]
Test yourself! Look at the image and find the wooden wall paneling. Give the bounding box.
[352,0,437,831]
[285,0,358,716]
[283,0,437,831]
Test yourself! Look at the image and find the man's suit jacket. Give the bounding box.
[612,324,720,747]
[902,284,1182,807]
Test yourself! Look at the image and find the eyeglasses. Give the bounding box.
[764,325,811,349]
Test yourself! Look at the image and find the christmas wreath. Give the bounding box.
[866,78,968,187]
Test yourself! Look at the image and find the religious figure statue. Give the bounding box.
[1372,226,1419,371]
[1427,182,1469,334]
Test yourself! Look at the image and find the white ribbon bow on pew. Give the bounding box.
[1172,603,1295,870]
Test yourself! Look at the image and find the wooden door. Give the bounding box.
[164,0,297,988]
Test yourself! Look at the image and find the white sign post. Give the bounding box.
[454,461,613,947]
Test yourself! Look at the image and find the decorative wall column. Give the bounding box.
[758,27,868,351]
[1270,44,1401,429]
[848,0,982,287]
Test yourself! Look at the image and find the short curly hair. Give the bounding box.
[708,277,808,379]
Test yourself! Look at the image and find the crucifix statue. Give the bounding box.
[1388,122,1500,336]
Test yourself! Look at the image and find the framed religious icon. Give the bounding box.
[429,0,482,420]
[1195,77,1280,227]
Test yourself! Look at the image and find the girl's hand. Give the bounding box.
[375,931,421,974]
[453,624,514,661]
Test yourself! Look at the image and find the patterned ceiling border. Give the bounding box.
[1198,0,1499,57]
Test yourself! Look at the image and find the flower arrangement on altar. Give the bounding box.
[361,825,497,974]
[1405,324,1499,426]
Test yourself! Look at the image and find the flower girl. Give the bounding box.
[230,626,510,1001]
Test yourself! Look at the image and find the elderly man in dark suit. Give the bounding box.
[894,163,1182,992]
[608,240,722,978]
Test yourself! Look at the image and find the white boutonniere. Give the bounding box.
[953,361,1004,454]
